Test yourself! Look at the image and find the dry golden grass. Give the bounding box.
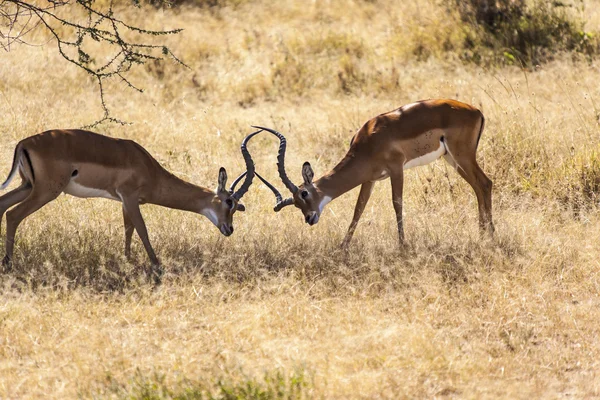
[2,0,600,398]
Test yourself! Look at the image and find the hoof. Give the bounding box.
[151,264,164,285]
[2,255,12,272]
[479,223,495,238]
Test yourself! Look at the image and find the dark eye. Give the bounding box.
[225,198,233,208]
[301,190,309,199]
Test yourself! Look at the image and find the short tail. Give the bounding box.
[475,112,485,150]
[1,145,20,190]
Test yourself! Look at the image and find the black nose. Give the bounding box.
[305,215,310,223]
[230,226,234,234]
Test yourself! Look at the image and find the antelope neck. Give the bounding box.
[314,152,370,201]
[149,169,214,213]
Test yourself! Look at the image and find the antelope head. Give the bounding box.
[205,130,260,236]
[250,126,328,226]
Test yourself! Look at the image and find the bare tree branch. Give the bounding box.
[0,0,186,126]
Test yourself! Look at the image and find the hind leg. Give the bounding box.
[0,181,32,235]
[444,154,494,235]
[472,162,494,234]
[3,161,71,267]
[390,171,406,245]
[3,187,61,267]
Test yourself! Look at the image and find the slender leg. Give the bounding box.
[390,171,405,245]
[473,163,494,234]
[121,196,162,283]
[3,188,59,267]
[341,181,375,248]
[122,205,135,260]
[444,157,494,235]
[0,182,32,235]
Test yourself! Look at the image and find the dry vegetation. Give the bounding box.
[1,0,600,398]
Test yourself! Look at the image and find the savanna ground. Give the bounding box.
[2,0,600,398]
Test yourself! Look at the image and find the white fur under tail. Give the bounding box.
[441,138,466,175]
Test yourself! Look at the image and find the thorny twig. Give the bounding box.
[0,0,186,126]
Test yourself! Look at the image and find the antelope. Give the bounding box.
[0,129,259,279]
[253,99,494,247]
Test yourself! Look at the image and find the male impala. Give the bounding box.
[254,99,494,246]
[0,129,258,279]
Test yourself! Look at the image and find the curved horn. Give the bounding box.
[251,126,298,194]
[230,129,262,200]
[254,172,295,212]
[274,197,295,212]
[229,171,247,194]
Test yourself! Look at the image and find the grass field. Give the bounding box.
[1,0,600,398]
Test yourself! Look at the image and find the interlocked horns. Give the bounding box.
[243,126,298,212]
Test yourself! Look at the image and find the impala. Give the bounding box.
[0,129,259,279]
[253,99,494,246]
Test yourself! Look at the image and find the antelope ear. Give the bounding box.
[218,167,227,192]
[302,162,314,185]
[236,203,246,212]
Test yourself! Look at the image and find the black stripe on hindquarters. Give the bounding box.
[22,148,35,182]
[440,136,448,155]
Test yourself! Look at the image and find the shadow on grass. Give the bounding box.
[0,225,527,294]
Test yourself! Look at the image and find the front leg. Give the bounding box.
[122,205,135,260]
[341,181,375,248]
[390,171,405,245]
[121,195,162,283]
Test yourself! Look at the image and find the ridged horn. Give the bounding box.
[251,126,298,194]
[230,129,262,200]
[254,172,295,212]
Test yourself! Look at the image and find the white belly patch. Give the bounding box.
[64,180,118,200]
[403,140,446,170]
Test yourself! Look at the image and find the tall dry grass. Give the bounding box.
[1,0,600,398]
